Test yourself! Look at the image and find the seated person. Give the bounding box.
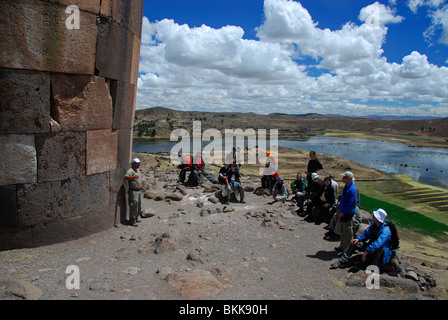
[331,209,393,271]
[304,176,336,224]
[178,153,193,183]
[272,176,289,202]
[192,151,218,185]
[260,152,278,192]
[218,163,229,184]
[291,173,308,213]
[225,164,245,204]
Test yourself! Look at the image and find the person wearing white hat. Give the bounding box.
[331,208,394,270]
[124,158,143,226]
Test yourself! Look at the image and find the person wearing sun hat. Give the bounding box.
[330,208,393,270]
[124,158,143,227]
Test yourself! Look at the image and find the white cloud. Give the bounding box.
[425,4,448,44]
[137,1,448,117]
[359,2,404,26]
[407,0,448,45]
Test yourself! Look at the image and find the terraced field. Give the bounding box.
[388,187,448,212]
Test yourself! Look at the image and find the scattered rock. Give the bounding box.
[153,234,176,254]
[165,192,183,201]
[123,267,140,275]
[0,275,43,300]
[186,248,210,264]
[141,208,156,218]
[162,271,225,298]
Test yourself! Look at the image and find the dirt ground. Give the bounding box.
[1,149,445,304]
[1,185,443,302]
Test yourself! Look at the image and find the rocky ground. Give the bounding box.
[0,163,443,302]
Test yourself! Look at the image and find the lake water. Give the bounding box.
[133,136,448,189]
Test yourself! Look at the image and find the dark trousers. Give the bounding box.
[340,240,385,270]
[261,175,277,191]
[179,166,193,182]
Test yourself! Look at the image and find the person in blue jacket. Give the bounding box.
[330,208,392,271]
[335,171,360,252]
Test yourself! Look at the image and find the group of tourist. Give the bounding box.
[125,149,398,274]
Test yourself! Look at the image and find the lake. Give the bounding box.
[133,136,448,189]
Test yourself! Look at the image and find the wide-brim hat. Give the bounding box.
[373,208,387,223]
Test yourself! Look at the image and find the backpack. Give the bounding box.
[385,222,400,250]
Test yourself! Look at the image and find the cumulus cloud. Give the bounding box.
[137,0,448,117]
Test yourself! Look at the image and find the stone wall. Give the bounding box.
[0,0,143,250]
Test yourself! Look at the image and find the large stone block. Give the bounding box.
[17,173,110,227]
[82,204,116,235]
[51,74,113,131]
[0,185,18,229]
[96,19,141,85]
[112,81,137,130]
[100,0,144,38]
[0,134,37,186]
[31,215,84,247]
[109,129,132,203]
[17,181,63,227]
[86,130,118,175]
[59,173,110,218]
[30,204,115,247]
[0,229,33,250]
[0,0,98,74]
[35,132,86,182]
[57,0,101,15]
[0,68,52,134]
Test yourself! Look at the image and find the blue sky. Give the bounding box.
[137,0,448,117]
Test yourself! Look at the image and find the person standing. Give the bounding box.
[334,171,359,252]
[124,158,143,227]
[306,151,323,192]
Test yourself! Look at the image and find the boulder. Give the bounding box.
[165,192,183,201]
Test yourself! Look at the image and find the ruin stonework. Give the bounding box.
[0,0,143,250]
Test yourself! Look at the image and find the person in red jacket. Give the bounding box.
[192,151,218,185]
[178,153,193,183]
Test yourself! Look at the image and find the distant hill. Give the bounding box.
[133,107,448,143]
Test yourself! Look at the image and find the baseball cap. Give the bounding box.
[340,171,354,179]
[311,172,319,180]
[133,158,141,163]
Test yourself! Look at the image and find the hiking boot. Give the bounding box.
[330,260,348,269]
